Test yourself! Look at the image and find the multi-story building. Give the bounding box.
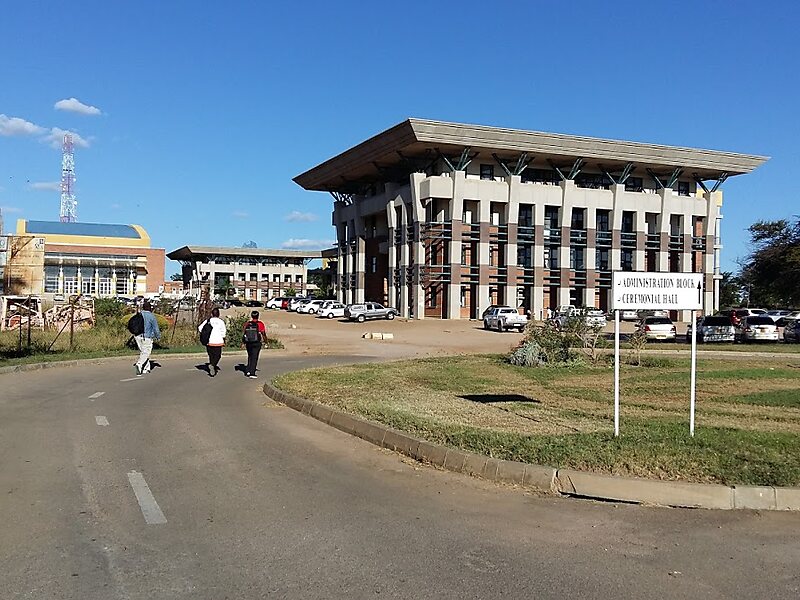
[13,219,165,298]
[166,246,321,300]
[294,119,767,321]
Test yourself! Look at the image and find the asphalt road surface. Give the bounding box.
[1,353,799,599]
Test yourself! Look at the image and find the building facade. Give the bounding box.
[167,246,321,300]
[13,220,164,298]
[294,119,767,321]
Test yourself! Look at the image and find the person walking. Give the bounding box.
[241,310,268,379]
[199,307,227,377]
[134,300,161,376]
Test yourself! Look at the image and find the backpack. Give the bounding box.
[127,313,145,336]
[243,321,260,343]
[199,319,213,346]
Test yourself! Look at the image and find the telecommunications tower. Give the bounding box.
[59,133,77,223]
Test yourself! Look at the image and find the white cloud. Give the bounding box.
[233,210,249,219]
[285,211,318,223]
[280,238,334,250]
[29,181,61,191]
[43,128,91,149]
[0,206,23,214]
[54,97,102,116]
[110,203,121,209]
[0,114,45,137]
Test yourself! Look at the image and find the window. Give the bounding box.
[521,168,561,185]
[621,249,634,271]
[596,248,609,270]
[621,211,635,233]
[570,247,585,270]
[371,257,377,273]
[624,177,644,192]
[575,173,611,189]
[284,275,291,283]
[273,274,280,283]
[490,211,500,226]
[677,181,690,196]
[596,210,610,232]
[518,205,533,227]
[544,206,559,229]
[544,246,559,269]
[296,275,303,283]
[480,164,494,180]
[571,208,586,230]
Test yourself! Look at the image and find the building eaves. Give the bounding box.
[167,246,322,261]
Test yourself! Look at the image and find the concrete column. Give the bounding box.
[447,172,466,319]
[611,184,623,271]
[635,211,647,271]
[533,203,546,320]
[658,188,671,272]
[386,200,397,310]
[558,180,574,307]
[410,173,426,319]
[586,207,597,307]
[399,202,410,318]
[704,190,723,313]
[504,175,520,310]
[477,195,491,318]
[58,266,64,294]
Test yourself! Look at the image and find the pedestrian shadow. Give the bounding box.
[149,361,162,370]
[459,393,540,404]
[194,363,210,374]
[234,363,249,376]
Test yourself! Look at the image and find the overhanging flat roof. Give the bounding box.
[167,246,322,261]
[294,118,769,192]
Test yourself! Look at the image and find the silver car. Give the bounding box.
[686,315,736,343]
[344,302,398,323]
[737,316,779,343]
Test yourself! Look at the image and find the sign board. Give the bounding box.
[612,272,703,311]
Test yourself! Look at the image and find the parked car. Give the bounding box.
[637,316,676,341]
[620,309,639,321]
[481,304,500,320]
[638,309,669,319]
[765,309,792,323]
[288,297,311,312]
[317,301,346,319]
[298,299,325,314]
[265,297,287,309]
[244,299,262,308]
[729,308,766,326]
[483,306,528,332]
[783,320,800,343]
[686,315,736,343]
[776,311,800,327]
[552,306,606,329]
[737,315,779,343]
[344,302,398,322]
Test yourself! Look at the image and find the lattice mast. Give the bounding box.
[59,133,77,223]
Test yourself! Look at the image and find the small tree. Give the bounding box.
[628,327,648,366]
[563,314,606,366]
[285,287,297,297]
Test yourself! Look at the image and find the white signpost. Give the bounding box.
[611,272,704,437]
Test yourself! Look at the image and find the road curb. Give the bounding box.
[0,351,249,376]
[263,382,799,510]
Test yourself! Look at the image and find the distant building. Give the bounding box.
[14,220,165,298]
[294,119,768,320]
[166,246,321,300]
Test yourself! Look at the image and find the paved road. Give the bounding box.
[1,353,799,599]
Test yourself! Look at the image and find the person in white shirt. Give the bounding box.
[198,307,227,377]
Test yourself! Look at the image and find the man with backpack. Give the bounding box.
[129,300,161,376]
[242,310,267,379]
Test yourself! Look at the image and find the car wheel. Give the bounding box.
[387,313,395,320]
[483,321,489,330]
[327,313,334,319]
[357,315,365,323]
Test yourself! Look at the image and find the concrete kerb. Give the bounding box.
[262,382,800,510]
[0,351,250,376]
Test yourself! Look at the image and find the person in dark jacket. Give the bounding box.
[134,300,161,376]
[241,311,267,379]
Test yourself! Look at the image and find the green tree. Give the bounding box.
[215,279,234,298]
[308,269,333,298]
[285,287,297,297]
[740,218,800,307]
[169,273,183,281]
[719,271,744,308]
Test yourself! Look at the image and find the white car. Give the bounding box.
[298,299,325,314]
[288,297,311,312]
[637,316,676,341]
[737,316,779,343]
[317,301,346,319]
[765,309,792,323]
[620,309,639,321]
[265,297,286,309]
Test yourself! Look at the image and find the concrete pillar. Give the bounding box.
[410,173,426,319]
[477,195,491,318]
[558,180,574,307]
[533,203,546,320]
[658,188,671,272]
[447,172,465,319]
[386,200,397,310]
[635,211,647,271]
[399,202,411,318]
[505,175,520,310]
[611,184,623,271]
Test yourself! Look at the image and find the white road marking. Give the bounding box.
[95,416,109,426]
[127,471,167,525]
[119,377,143,382]
[88,392,105,400]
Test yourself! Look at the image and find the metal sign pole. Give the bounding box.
[614,309,620,437]
[690,309,697,436]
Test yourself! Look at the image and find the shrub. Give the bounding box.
[508,340,546,367]
[508,321,577,367]
[94,298,127,319]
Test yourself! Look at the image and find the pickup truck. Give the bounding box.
[483,306,529,332]
[344,302,398,322]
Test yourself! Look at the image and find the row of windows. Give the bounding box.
[215,273,303,284]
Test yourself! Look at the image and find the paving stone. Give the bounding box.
[414,441,447,467]
[496,460,526,485]
[309,404,334,424]
[523,465,557,492]
[482,458,500,481]
[443,449,467,472]
[775,487,800,511]
[329,411,357,435]
[462,453,488,477]
[733,486,777,510]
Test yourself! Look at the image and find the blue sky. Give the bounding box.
[1,0,797,277]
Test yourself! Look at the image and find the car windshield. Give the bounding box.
[704,316,732,326]
[746,316,774,325]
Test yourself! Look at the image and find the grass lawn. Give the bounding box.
[274,355,800,486]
